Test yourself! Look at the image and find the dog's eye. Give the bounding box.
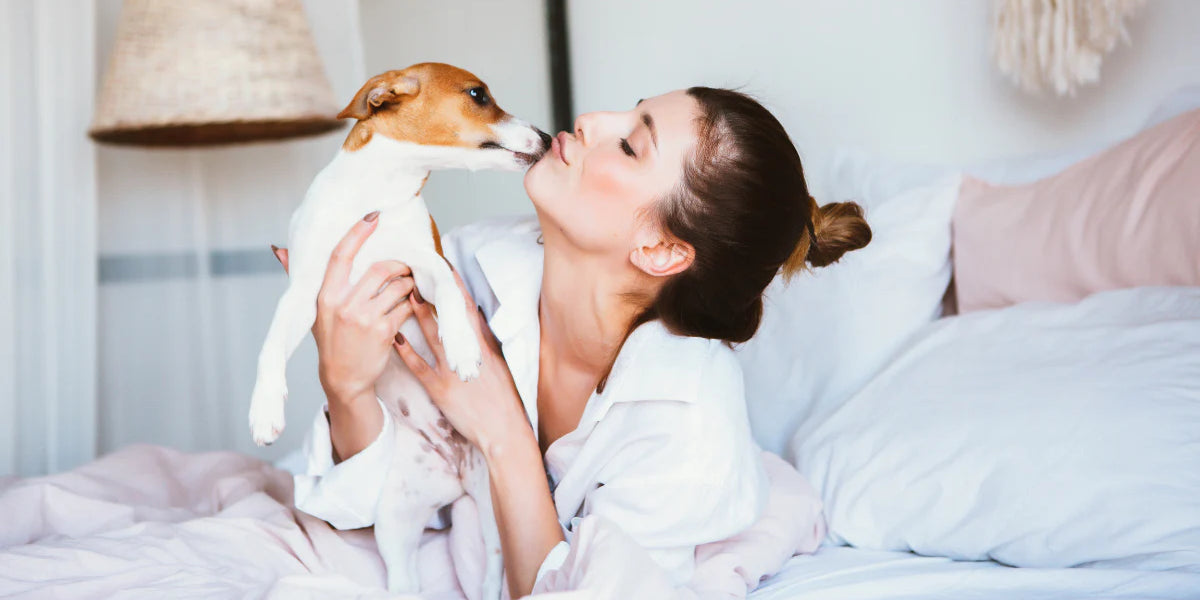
[467,87,490,107]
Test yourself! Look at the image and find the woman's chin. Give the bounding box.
[523,161,553,204]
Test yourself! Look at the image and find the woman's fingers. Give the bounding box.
[383,301,414,335]
[271,245,289,274]
[393,332,435,386]
[348,260,412,306]
[367,274,415,315]
[323,212,381,291]
[477,305,503,356]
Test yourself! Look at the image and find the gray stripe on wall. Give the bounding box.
[99,249,282,283]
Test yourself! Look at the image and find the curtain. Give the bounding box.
[1,0,99,476]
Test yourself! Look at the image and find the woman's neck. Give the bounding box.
[538,239,652,377]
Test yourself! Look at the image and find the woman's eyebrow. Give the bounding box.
[642,112,658,151]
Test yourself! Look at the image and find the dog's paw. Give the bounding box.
[248,380,288,446]
[440,322,483,381]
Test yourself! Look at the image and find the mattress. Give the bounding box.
[749,546,1200,600]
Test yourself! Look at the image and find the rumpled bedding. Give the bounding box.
[0,445,823,599]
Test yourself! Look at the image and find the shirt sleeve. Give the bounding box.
[535,401,769,587]
[534,540,572,586]
[294,396,450,531]
[292,396,396,530]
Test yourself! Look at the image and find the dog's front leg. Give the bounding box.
[406,251,483,380]
[248,283,318,445]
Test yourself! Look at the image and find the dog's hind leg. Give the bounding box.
[464,452,504,600]
[376,500,439,594]
[376,423,465,594]
[248,283,317,445]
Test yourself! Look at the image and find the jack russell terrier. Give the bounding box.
[248,63,548,597]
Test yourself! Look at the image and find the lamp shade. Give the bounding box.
[90,0,343,146]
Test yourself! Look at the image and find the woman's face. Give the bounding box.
[524,90,699,259]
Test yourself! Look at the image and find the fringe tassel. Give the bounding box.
[992,0,1145,96]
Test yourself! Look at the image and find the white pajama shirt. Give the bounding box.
[293,216,769,587]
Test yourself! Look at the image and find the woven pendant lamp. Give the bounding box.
[90,0,343,146]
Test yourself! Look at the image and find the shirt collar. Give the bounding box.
[585,320,705,418]
[472,220,543,344]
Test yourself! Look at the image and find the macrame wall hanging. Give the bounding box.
[992,0,1146,97]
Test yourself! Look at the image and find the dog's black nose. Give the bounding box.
[535,128,552,150]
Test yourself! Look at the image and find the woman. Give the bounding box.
[277,87,870,597]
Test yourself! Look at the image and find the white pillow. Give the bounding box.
[753,140,1112,459]
[735,174,962,456]
[790,287,1200,572]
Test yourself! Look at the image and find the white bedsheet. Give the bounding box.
[0,444,824,600]
[750,546,1200,600]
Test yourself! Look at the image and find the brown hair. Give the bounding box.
[597,87,871,392]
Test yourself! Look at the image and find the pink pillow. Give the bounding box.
[953,109,1200,313]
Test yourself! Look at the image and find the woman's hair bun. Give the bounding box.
[782,198,872,276]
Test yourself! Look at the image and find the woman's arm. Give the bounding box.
[392,275,563,598]
[482,415,565,597]
[324,388,384,462]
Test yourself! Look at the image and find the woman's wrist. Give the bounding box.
[320,366,366,406]
[323,379,366,409]
[480,412,539,470]
[326,388,384,463]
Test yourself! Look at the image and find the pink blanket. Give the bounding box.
[0,445,823,599]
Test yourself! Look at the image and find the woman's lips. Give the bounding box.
[553,131,569,165]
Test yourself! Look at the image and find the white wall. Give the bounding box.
[357,0,553,231]
[566,0,1200,200]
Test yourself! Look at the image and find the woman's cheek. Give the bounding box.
[579,159,644,243]
[581,154,639,206]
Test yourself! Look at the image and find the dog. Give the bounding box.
[248,63,549,596]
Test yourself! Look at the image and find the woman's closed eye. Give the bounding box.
[619,137,637,158]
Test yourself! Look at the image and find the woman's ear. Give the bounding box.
[630,240,694,277]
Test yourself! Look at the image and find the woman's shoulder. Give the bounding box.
[627,320,739,372]
[598,322,764,499]
[605,321,746,416]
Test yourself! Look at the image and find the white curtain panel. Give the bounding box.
[91,0,366,467]
[1,0,99,477]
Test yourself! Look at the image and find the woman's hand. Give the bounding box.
[391,270,533,457]
[272,212,416,459]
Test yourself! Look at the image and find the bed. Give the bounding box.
[4,89,1199,600]
[5,443,1196,600]
[753,548,1200,600]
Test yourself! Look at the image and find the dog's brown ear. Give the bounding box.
[337,74,420,121]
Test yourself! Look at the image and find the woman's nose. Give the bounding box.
[573,113,592,146]
[573,111,614,147]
